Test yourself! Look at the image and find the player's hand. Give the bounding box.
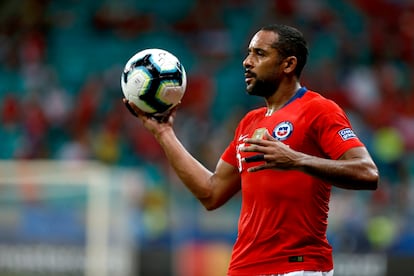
[123,98,177,137]
[240,130,303,172]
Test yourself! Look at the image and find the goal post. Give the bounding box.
[0,160,141,276]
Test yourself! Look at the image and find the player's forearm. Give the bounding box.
[297,154,379,190]
[155,128,215,200]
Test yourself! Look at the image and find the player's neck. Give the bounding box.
[265,83,302,116]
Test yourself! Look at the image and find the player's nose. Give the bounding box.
[243,55,253,69]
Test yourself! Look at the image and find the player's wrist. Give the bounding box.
[154,127,175,144]
[292,152,311,171]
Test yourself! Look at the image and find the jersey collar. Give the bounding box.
[282,86,307,108]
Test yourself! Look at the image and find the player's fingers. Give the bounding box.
[243,154,265,163]
[247,163,270,173]
[124,99,141,114]
[164,105,179,119]
[123,99,138,117]
[151,105,179,123]
[240,144,268,153]
[264,130,277,141]
[243,137,274,147]
[123,99,150,119]
[152,113,170,123]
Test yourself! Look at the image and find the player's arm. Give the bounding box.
[295,146,378,190]
[241,132,379,190]
[160,132,242,210]
[124,99,241,210]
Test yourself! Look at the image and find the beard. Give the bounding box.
[246,77,279,98]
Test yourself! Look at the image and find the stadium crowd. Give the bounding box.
[0,0,413,256]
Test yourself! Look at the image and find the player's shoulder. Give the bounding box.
[303,90,343,113]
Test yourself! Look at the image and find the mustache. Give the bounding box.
[244,69,256,78]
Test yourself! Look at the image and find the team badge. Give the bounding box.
[273,121,293,141]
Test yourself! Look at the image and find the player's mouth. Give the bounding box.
[244,70,255,83]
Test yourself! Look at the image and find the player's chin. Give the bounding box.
[245,83,254,94]
[246,86,260,96]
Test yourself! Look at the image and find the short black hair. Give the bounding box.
[261,24,308,77]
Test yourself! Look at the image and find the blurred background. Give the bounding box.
[0,0,413,275]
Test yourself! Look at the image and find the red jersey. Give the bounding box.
[221,88,364,275]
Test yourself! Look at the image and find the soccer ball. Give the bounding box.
[121,48,187,114]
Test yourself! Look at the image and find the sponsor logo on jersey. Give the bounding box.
[252,128,267,139]
[273,121,293,141]
[338,128,357,140]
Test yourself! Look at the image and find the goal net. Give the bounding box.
[0,160,142,276]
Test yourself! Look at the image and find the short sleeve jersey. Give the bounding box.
[221,88,364,275]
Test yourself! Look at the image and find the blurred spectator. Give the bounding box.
[0,0,413,258]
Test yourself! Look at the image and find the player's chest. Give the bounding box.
[242,111,307,145]
[235,111,309,173]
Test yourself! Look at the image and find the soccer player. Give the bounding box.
[124,24,379,276]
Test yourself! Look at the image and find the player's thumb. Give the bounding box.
[264,130,276,141]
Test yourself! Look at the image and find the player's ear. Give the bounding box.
[282,56,297,74]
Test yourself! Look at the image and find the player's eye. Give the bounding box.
[256,49,265,56]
